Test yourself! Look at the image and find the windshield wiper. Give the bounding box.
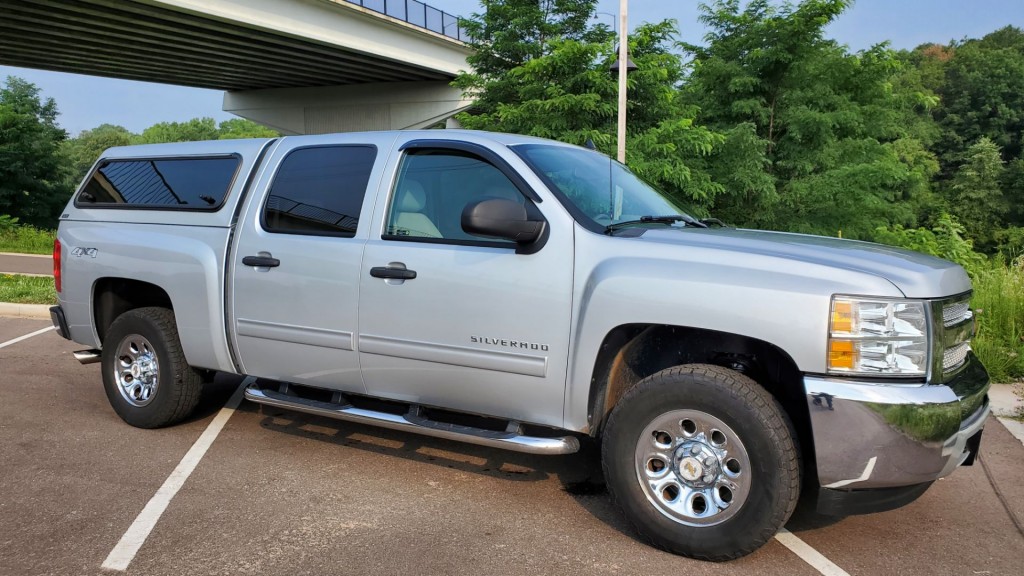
[605,214,708,234]
[699,217,729,228]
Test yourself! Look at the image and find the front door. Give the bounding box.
[357,145,574,427]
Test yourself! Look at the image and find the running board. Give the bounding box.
[244,383,580,456]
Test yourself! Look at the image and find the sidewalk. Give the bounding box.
[990,383,1024,446]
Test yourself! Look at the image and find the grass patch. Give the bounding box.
[0,224,55,255]
[972,261,1024,383]
[0,274,57,304]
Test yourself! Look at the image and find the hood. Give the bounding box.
[638,227,971,299]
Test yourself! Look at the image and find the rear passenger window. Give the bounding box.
[263,145,376,237]
[77,156,239,209]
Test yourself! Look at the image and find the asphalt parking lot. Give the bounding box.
[2,318,1023,576]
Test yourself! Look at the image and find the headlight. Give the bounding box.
[828,296,930,376]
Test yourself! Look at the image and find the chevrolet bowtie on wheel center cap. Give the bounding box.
[637,409,751,526]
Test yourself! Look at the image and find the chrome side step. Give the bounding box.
[73,349,102,365]
[244,383,579,455]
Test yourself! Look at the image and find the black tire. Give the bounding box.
[601,364,800,561]
[101,307,202,428]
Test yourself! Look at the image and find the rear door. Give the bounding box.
[229,134,394,391]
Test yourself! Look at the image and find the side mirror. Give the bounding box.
[462,198,544,244]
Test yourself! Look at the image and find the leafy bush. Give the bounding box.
[971,261,1024,382]
[874,212,1024,382]
[873,212,986,274]
[0,220,55,254]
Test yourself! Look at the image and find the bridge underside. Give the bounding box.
[0,0,474,133]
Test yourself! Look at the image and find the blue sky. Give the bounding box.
[1,0,1021,135]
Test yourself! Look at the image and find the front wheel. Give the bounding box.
[601,364,800,561]
[101,307,203,428]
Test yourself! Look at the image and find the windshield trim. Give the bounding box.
[510,143,698,237]
[509,143,611,235]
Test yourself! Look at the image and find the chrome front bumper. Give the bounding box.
[804,353,989,490]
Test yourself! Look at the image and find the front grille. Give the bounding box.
[943,342,970,371]
[942,301,972,327]
[932,294,974,380]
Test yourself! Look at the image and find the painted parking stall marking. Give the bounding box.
[101,377,252,571]
[775,528,852,576]
[0,326,54,349]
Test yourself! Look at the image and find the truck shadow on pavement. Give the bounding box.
[197,376,844,547]
[235,399,646,545]
[178,372,249,425]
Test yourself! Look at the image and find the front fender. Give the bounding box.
[563,232,904,431]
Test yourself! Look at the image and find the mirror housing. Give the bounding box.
[462,198,544,244]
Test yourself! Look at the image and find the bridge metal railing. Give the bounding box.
[343,0,469,42]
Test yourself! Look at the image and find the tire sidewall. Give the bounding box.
[602,367,798,559]
[101,309,181,428]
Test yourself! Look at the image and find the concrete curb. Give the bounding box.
[0,302,51,319]
[0,272,51,277]
[0,252,49,258]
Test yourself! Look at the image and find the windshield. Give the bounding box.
[512,144,695,232]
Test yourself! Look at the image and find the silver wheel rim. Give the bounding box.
[634,409,751,526]
[113,334,160,407]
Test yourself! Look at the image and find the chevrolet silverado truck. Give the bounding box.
[49,130,990,561]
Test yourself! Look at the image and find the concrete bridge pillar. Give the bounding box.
[223,80,471,135]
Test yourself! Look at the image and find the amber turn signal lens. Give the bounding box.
[828,339,856,370]
[831,300,853,333]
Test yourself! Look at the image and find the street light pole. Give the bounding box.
[594,11,616,33]
[616,0,628,164]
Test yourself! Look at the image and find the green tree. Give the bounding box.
[933,27,1024,168]
[133,117,220,144]
[1003,156,1024,227]
[455,16,725,210]
[456,1,610,126]
[217,118,279,139]
[0,76,69,227]
[683,0,934,237]
[948,137,1006,250]
[132,117,276,144]
[62,123,134,183]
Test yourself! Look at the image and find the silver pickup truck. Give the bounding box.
[49,130,989,561]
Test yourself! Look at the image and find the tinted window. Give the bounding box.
[78,157,239,209]
[385,151,523,245]
[263,146,376,237]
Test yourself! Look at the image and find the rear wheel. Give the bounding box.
[601,364,800,561]
[101,307,202,428]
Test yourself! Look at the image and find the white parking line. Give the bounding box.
[0,326,54,349]
[775,528,851,576]
[101,377,252,572]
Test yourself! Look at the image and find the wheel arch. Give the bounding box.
[93,277,173,345]
[586,324,814,479]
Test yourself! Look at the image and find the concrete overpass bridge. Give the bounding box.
[0,0,475,134]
